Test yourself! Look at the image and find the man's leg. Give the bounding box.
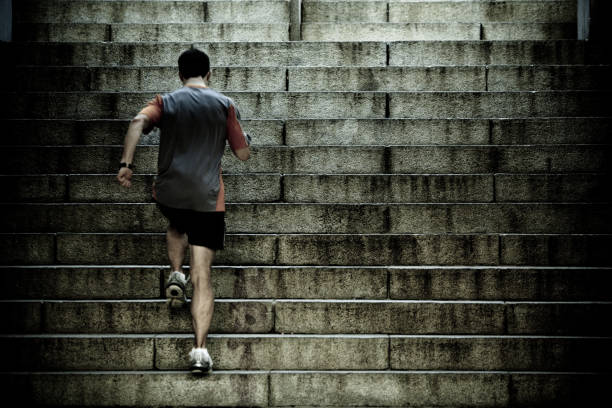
[166,224,188,272]
[189,244,215,348]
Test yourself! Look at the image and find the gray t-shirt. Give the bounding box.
[140,84,248,212]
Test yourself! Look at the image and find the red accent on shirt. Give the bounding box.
[216,169,225,212]
[227,104,248,152]
[139,94,163,134]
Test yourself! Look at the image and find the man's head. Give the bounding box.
[178,48,210,82]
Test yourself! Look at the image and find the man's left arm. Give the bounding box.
[226,103,251,161]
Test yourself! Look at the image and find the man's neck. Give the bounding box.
[183,78,207,88]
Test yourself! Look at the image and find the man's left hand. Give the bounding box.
[117,167,133,188]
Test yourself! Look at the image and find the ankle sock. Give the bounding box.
[172,270,186,280]
[190,347,210,359]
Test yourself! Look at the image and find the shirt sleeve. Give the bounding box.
[138,94,163,134]
[226,103,249,152]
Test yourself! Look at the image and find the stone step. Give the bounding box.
[1,299,272,334]
[481,22,576,40]
[3,173,611,204]
[4,41,388,67]
[2,233,611,266]
[1,145,608,174]
[303,0,576,23]
[388,40,611,66]
[290,117,612,145]
[2,371,609,407]
[2,118,610,146]
[2,298,611,335]
[15,0,290,24]
[290,66,611,92]
[13,23,290,42]
[1,118,283,146]
[5,40,609,67]
[3,265,611,301]
[485,65,612,91]
[1,174,282,203]
[1,334,608,371]
[301,22,575,41]
[284,173,611,203]
[386,91,610,118]
[17,22,575,43]
[13,65,607,92]
[303,0,389,23]
[390,1,576,24]
[4,91,610,120]
[4,91,385,119]
[2,203,610,234]
[9,66,288,92]
[303,22,481,41]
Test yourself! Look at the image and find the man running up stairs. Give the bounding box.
[1,0,611,406]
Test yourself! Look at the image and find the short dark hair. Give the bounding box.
[178,48,210,79]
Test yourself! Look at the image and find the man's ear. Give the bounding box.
[205,71,211,82]
[179,72,184,82]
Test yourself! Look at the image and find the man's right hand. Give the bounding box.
[117,167,133,188]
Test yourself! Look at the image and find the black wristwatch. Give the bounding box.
[120,162,134,170]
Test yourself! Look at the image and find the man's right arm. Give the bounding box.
[226,104,250,161]
[116,95,162,190]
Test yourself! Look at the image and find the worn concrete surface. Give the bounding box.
[2,144,609,174]
[41,300,274,333]
[14,0,290,24]
[2,203,610,234]
[14,22,290,42]
[302,22,480,41]
[156,335,388,370]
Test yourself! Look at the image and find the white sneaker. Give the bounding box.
[189,347,213,374]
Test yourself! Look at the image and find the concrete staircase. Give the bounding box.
[1,0,611,406]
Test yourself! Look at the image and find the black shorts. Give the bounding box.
[156,202,225,250]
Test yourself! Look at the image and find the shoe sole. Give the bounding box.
[165,283,186,308]
[191,363,212,375]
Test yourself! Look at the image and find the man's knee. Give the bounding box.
[190,244,214,283]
